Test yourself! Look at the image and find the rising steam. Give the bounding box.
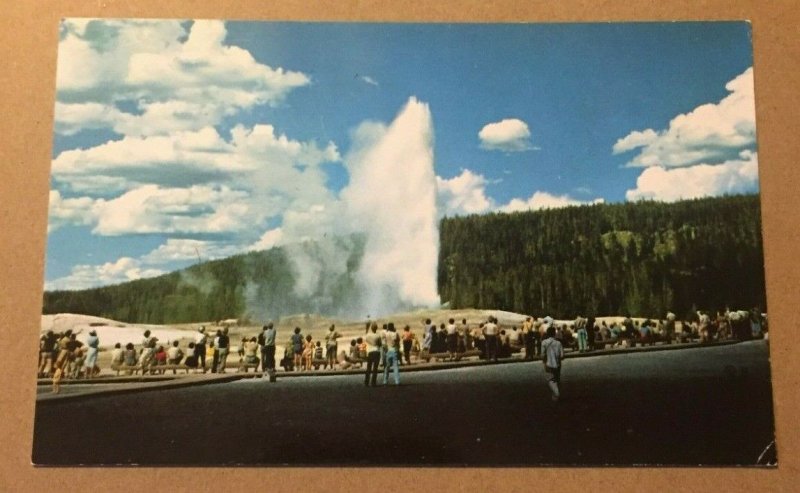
[341,97,440,315]
[244,97,441,320]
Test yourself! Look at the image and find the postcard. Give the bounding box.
[32,19,774,466]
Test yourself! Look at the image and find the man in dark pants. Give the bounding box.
[261,323,277,382]
[586,316,596,351]
[483,316,499,362]
[523,317,535,360]
[532,318,542,356]
[217,328,230,373]
[194,326,207,373]
[364,322,382,386]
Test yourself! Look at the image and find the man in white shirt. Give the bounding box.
[483,317,499,362]
[541,324,564,401]
[382,323,401,385]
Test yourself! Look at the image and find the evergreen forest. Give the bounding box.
[43,194,766,323]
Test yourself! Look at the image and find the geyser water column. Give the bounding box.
[342,97,440,315]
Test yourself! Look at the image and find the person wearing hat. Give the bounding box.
[194,326,208,373]
[83,330,100,379]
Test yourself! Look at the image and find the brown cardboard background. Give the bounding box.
[1,1,797,490]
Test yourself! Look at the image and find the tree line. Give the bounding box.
[438,194,765,319]
[43,194,766,323]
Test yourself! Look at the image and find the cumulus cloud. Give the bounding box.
[499,191,604,213]
[436,169,494,216]
[55,19,309,136]
[479,118,535,152]
[248,228,284,251]
[625,150,759,202]
[46,257,165,291]
[90,185,251,236]
[52,125,339,195]
[141,239,244,264]
[614,67,756,168]
[48,190,97,232]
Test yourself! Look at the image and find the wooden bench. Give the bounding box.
[111,363,193,375]
[237,362,260,373]
[420,348,481,363]
[592,338,621,349]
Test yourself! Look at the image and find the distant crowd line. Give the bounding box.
[39,307,766,392]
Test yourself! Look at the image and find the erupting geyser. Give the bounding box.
[342,97,440,315]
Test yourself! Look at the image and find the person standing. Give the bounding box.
[217,328,230,373]
[483,317,499,362]
[262,323,277,380]
[445,318,458,358]
[257,324,269,372]
[364,322,382,386]
[401,326,414,365]
[576,317,588,353]
[325,325,341,370]
[83,330,100,379]
[382,323,401,385]
[541,325,564,402]
[522,317,534,360]
[211,330,222,373]
[194,327,208,373]
[291,327,304,371]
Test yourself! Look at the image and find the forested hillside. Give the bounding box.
[43,195,766,323]
[43,235,366,324]
[438,194,765,319]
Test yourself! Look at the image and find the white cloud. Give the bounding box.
[46,257,165,291]
[52,125,339,195]
[500,191,603,213]
[55,19,310,136]
[48,190,97,232]
[614,67,756,168]
[359,75,379,86]
[612,129,658,155]
[142,239,244,264]
[248,228,285,251]
[436,169,494,216]
[90,185,252,236]
[479,118,535,152]
[625,150,759,202]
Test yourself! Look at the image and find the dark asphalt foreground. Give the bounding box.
[32,341,775,466]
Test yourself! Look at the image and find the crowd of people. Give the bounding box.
[39,307,767,394]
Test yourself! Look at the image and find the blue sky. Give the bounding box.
[46,20,757,290]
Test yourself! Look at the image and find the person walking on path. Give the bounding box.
[382,323,401,385]
[364,322,382,386]
[541,325,564,402]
